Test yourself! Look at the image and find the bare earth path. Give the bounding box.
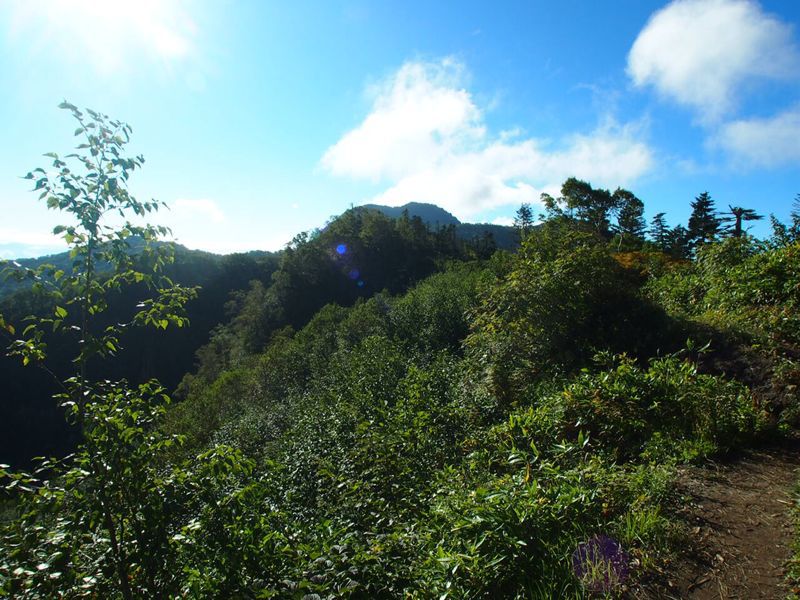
[645,445,800,599]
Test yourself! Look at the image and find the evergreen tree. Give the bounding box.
[469,230,497,259]
[687,192,721,251]
[667,225,690,259]
[722,205,763,238]
[649,212,670,252]
[612,188,645,247]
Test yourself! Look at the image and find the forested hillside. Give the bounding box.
[2,106,800,598]
[0,201,504,468]
[360,202,519,251]
[0,245,279,467]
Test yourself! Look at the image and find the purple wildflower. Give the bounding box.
[572,534,630,593]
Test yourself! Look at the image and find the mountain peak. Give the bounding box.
[359,202,461,226]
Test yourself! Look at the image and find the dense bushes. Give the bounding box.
[498,354,764,464]
[105,228,769,597]
[0,125,791,595]
[5,107,796,597]
[466,223,679,404]
[646,238,800,347]
[4,220,789,597]
[645,237,800,427]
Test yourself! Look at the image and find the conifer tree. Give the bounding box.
[612,188,645,247]
[667,225,690,259]
[687,192,721,251]
[649,212,670,252]
[722,205,763,238]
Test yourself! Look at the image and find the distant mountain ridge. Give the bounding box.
[358,202,519,250]
[2,202,518,273]
[359,202,461,227]
[0,241,273,301]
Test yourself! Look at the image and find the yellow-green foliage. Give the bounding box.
[646,238,800,347]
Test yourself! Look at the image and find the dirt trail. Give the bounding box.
[646,446,800,599]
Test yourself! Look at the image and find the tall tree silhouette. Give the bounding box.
[687,192,721,251]
[612,188,645,248]
[513,203,534,241]
[541,178,617,237]
[649,212,670,252]
[723,205,763,238]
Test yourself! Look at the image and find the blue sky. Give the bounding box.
[1,0,798,257]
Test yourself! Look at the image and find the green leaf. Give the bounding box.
[54,306,67,319]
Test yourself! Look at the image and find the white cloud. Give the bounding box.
[175,231,293,255]
[3,0,197,75]
[715,105,800,167]
[172,198,226,223]
[323,59,483,181]
[0,227,62,247]
[628,0,799,121]
[491,216,515,227]
[163,198,295,254]
[0,228,65,259]
[164,198,227,251]
[322,59,653,219]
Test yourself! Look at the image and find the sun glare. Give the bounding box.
[5,0,196,74]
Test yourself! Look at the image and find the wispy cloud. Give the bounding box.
[322,59,653,219]
[163,198,228,252]
[0,228,64,259]
[714,105,800,167]
[0,227,61,247]
[162,198,294,254]
[174,230,294,256]
[172,198,226,223]
[628,0,798,122]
